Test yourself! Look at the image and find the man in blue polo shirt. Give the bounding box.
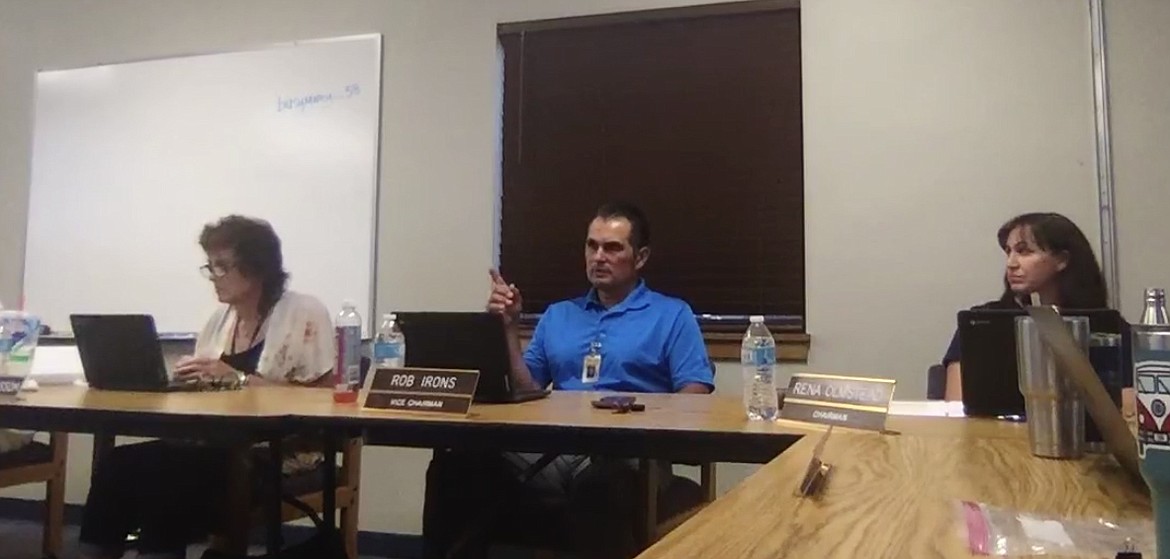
[489,203,713,394]
[423,203,714,559]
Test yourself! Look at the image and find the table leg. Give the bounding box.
[267,437,284,554]
[221,445,252,555]
[322,434,337,528]
[89,432,115,486]
[637,459,661,548]
[89,431,126,548]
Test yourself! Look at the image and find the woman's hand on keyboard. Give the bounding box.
[174,355,236,381]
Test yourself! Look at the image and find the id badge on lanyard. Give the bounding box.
[581,340,602,384]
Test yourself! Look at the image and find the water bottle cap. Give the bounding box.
[383,313,394,320]
[749,315,765,323]
[342,300,355,309]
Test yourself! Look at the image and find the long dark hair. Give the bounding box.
[199,215,289,318]
[996,212,1108,308]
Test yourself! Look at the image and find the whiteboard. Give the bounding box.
[24,35,381,334]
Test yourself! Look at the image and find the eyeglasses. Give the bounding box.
[199,261,235,279]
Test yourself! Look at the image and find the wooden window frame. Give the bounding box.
[498,0,800,36]
[517,326,810,362]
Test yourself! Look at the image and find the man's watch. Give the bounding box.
[233,369,249,388]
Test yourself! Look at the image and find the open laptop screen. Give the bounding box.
[958,308,1126,418]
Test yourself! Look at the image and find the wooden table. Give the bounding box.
[1,385,293,550]
[290,388,819,463]
[0,384,287,435]
[637,422,1152,558]
[1,385,817,553]
[0,385,818,461]
[15,386,1126,558]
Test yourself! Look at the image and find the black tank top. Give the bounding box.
[220,341,265,375]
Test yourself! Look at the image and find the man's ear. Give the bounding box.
[635,246,651,270]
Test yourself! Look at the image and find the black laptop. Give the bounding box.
[957,307,1128,418]
[393,312,550,404]
[70,314,201,392]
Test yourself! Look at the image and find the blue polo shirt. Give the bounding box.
[523,281,714,393]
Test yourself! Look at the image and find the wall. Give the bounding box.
[1,0,1154,538]
[1106,0,1170,320]
[0,0,500,535]
[802,0,1100,388]
[0,0,33,307]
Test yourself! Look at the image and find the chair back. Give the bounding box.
[926,364,946,400]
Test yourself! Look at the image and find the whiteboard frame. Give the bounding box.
[23,33,384,332]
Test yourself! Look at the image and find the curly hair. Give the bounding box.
[199,215,289,317]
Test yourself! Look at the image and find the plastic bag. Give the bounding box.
[958,500,1153,556]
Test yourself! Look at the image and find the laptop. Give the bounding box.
[957,307,1127,418]
[393,312,550,404]
[70,314,202,392]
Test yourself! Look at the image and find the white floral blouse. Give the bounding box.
[195,290,335,384]
[195,290,336,474]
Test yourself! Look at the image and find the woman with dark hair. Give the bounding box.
[78,215,334,559]
[182,215,333,384]
[942,212,1109,401]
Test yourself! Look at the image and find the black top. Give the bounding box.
[220,341,265,375]
[941,298,1021,367]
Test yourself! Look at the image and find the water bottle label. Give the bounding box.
[1134,349,1170,457]
[752,346,776,367]
[374,342,401,361]
[335,326,362,389]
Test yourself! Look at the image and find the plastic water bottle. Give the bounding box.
[742,315,779,421]
[0,310,39,388]
[333,301,363,404]
[373,313,405,369]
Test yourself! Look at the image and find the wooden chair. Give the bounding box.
[0,432,68,559]
[926,364,946,400]
[523,461,715,559]
[646,362,721,542]
[210,436,364,558]
[648,460,717,542]
[525,365,723,556]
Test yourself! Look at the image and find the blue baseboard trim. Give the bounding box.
[0,497,423,558]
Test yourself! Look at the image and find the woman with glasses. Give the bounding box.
[78,215,335,559]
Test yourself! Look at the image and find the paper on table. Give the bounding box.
[887,400,966,417]
[29,345,84,384]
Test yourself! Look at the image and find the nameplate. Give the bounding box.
[780,373,897,431]
[0,376,22,396]
[796,426,834,497]
[361,367,479,416]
